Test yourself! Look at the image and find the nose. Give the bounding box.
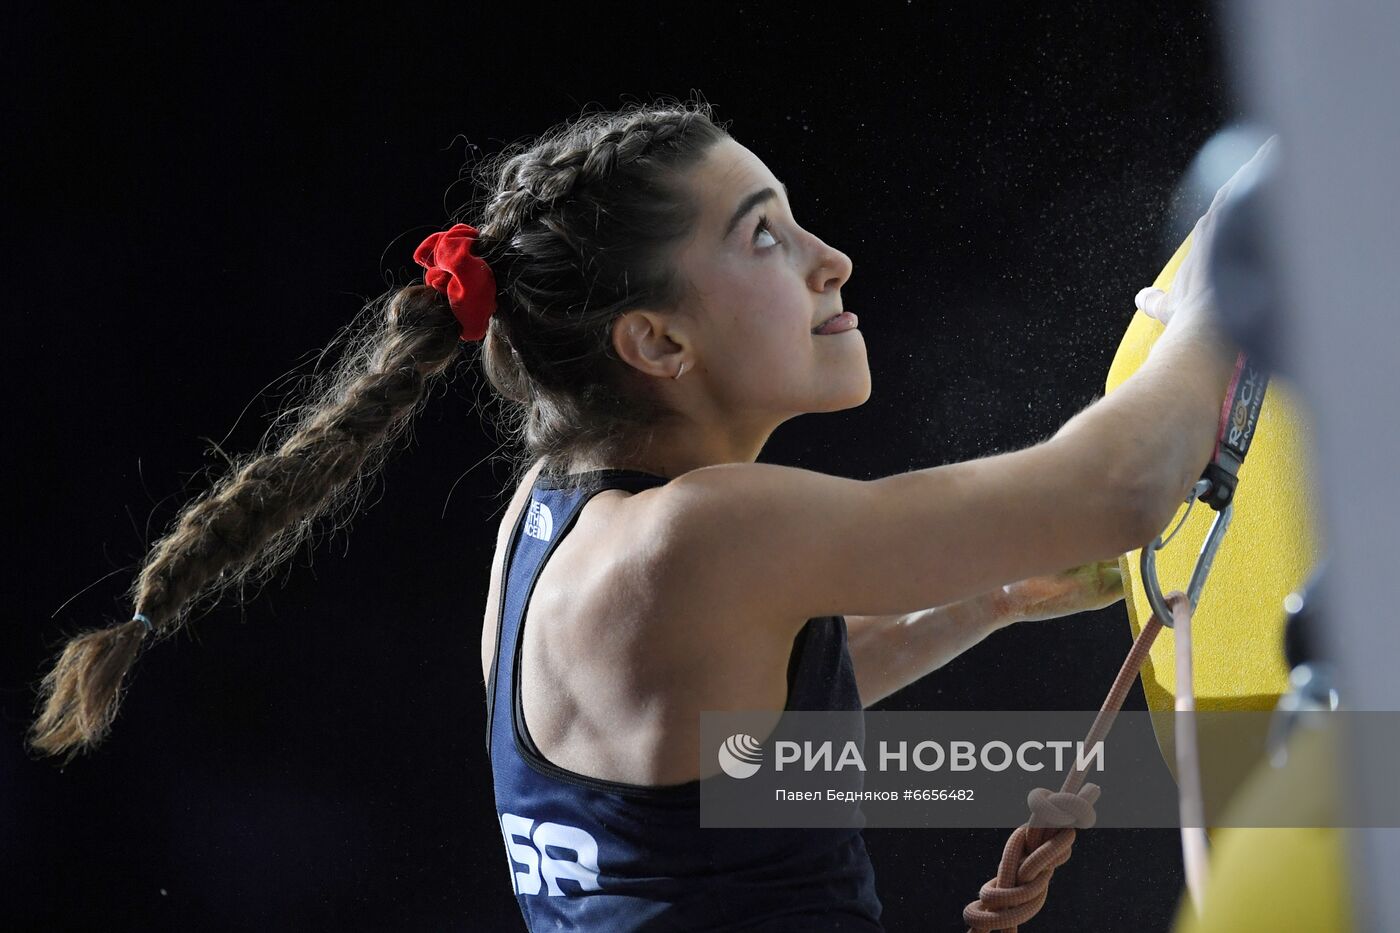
[808,236,853,294]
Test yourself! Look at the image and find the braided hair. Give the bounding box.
[29,97,729,759]
[473,101,729,487]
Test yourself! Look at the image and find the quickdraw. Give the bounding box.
[1145,349,1270,918]
[1140,352,1270,625]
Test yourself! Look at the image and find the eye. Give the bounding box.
[754,215,780,249]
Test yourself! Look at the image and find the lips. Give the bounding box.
[812,311,859,335]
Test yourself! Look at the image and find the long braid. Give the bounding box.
[30,286,461,759]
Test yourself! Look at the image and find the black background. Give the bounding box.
[5,2,1234,930]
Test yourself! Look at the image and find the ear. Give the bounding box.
[611,309,688,379]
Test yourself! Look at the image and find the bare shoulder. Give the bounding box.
[624,462,866,634]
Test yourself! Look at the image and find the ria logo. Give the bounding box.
[524,500,554,541]
[718,733,764,779]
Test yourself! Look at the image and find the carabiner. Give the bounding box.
[1140,479,1234,627]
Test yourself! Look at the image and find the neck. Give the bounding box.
[573,411,784,479]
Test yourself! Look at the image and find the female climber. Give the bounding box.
[30,98,1256,930]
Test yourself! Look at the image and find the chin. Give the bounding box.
[816,374,873,413]
[846,363,874,406]
[843,382,874,410]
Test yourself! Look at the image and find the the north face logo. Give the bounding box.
[524,500,553,542]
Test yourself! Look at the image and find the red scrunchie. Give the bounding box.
[413,223,498,342]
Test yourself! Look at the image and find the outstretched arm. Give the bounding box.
[846,559,1125,708]
[846,594,1012,709]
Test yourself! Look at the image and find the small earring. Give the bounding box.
[673,361,687,380]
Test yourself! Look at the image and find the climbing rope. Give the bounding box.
[1173,589,1209,918]
[963,591,1195,931]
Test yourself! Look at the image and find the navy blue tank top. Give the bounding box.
[485,468,884,931]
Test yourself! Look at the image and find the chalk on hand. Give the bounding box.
[1135,287,1167,322]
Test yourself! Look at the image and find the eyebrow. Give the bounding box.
[723,181,790,240]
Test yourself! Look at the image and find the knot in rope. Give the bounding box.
[961,779,1103,931]
[1027,782,1101,830]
